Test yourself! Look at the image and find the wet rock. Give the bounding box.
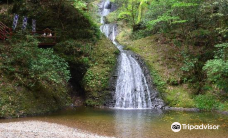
[164,106,200,112]
[129,52,165,108]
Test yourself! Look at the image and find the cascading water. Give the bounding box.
[115,53,152,108]
[100,0,163,109]
[112,26,115,41]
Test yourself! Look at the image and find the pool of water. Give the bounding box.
[1,107,228,138]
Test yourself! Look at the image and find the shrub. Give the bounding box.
[203,43,228,91]
[30,48,70,84]
[1,35,70,87]
[194,94,219,110]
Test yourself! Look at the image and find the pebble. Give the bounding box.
[0,121,115,138]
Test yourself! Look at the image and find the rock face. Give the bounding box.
[164,107,200,112]
[129,52,165,109]
[105,63,118,107]
[98,0,118,16]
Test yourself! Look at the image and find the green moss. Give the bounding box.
[166,86,195,108]
[0,74,71,118]
[194,94,220,111]
[83,36,118,106]
[106,11,118,23]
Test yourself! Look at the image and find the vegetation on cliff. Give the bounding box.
[0,0,117,117]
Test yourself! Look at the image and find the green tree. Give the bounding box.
[145,0,199,34]
[116,0,151,27]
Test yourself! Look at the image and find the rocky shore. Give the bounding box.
[0,121,114,138]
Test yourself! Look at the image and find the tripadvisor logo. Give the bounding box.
[171,122,220,132]
[171,122,181,132]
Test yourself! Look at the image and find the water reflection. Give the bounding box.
[114,109,163,138]
[1,108,228,138]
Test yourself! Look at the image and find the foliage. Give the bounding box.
[0,75,71,118]
[55,39,92,62]
[202,0,228,38]
[30,49,70,84]
[144,0,199,33]
[115,0,150,27]
[73,0,87,11]
[118,11,131,20]
[10,0,100,41]
[180,52,198,72]
[194,94,219,110]
[54,39,93,99]
[218,101,228,111]
[0,35,72,118]
[0,0,113,118]
[82,37,118,106]
[139,0,228,45]
[1,35,70,87]
[139,0,228,93]
[203,43,228,91]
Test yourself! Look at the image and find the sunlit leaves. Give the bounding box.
[118,11,131,19]
[172,2,198,8]
[145,0,198,29]
[73,0,87,11]
[147,13,182,29]
[116,0,151,25]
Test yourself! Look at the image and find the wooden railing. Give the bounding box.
[0,21,12,40]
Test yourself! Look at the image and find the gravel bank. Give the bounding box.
[0,121,114,138]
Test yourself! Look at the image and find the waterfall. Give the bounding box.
[101,16,104,24]
[115,53,152,109]
[112,26,115,41]
[100,0,111,16]
[99,0,163,109]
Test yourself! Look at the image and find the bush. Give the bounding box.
[203,43,228,91]
[30,48,70,84]
[1,35,70,87]
[194,94,220,110]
